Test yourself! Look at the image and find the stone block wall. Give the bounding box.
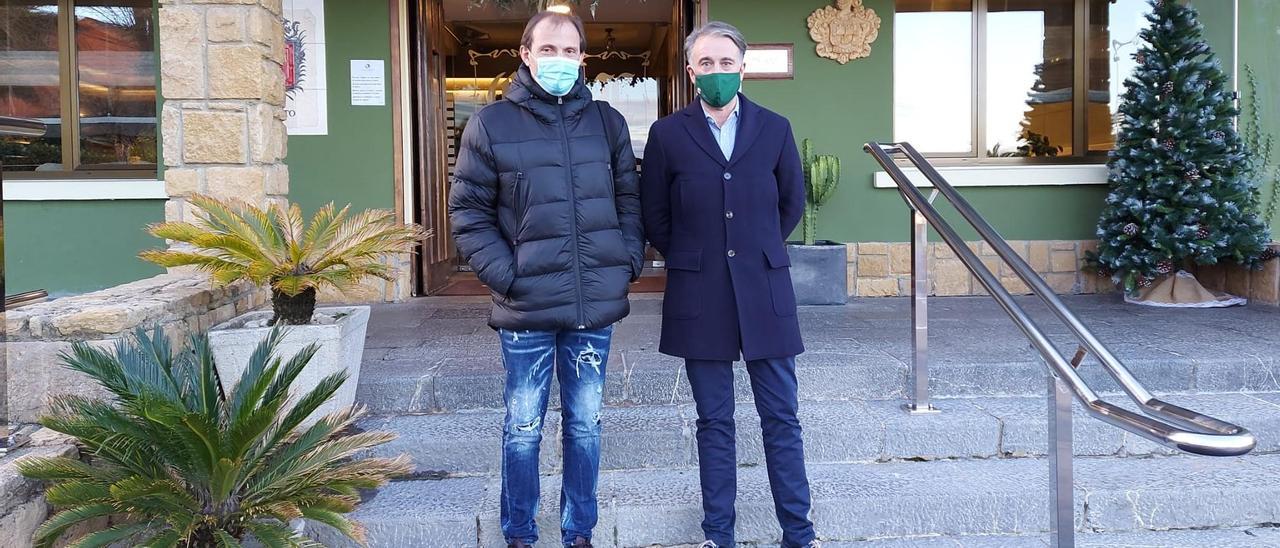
[316,253,416,304]
[158,0,289,223]
[845,239,1280,305]
[4,274,267,424]
[1194,243,1280,306]
[0,430,90,548]
[847,240,1114,298]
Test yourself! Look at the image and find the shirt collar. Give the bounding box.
[702,96,741,125]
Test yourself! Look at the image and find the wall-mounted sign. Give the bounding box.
[744,43,794,80]
[350,60,385,106]
[284,0,328,135]
[807,0,881,65]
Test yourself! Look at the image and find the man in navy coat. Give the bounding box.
[639,21,818,548]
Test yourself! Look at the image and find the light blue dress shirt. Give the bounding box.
[703,98,741,161]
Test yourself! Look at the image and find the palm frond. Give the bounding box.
[24,327,407,547]
[65,521,155,548]
[33,503,119,548]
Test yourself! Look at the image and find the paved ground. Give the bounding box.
[357,293,1280,413]
[342,294,1280,547]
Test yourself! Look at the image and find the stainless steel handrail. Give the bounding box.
[864,141,1254,455]
[864,141,1255,547]
[0,116,47,138]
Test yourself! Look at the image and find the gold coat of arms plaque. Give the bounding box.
[807,0,881,64]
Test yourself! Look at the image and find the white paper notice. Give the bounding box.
[350,60,385,106]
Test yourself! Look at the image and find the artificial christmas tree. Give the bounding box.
[1085,0,1270,304]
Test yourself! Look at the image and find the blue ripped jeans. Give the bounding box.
[498,326,613,546]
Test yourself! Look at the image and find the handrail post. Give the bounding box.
[906,207,938,414]
[1049,370,1075,547]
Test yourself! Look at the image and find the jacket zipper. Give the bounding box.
[559,97,586,328]
[512,171,524,269]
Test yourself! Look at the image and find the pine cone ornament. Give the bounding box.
[1138,276,1154,288]
[1261,248,1278,261]
[1212,130,1225,141]
[1163,81,1175,93]
[1123,222,1139,236]
[1156,260,1174,275]
[1163,138,1176,150]
[1196,226,1210,239]
[1136,52,1146,65]
[1186,169,1201,181]
[1097,267,1112,278]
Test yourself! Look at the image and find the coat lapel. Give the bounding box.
[680,100,728,167]
[726,95,763,168]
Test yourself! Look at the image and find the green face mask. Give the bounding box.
[695,72,741,108]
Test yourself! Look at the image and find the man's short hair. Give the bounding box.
[521,10,587,52]
[684,21,747,64]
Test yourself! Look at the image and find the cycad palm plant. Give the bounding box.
[140,195,425,325]
[16,327,411,547]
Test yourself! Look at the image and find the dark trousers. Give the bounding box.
[685,356,816,547]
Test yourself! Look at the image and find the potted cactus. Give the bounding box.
[787,138,847,305]
[139,195,424,424]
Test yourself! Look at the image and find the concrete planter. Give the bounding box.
[787,242,849,305]
[209,306,370,426]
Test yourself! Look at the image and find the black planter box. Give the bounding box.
[786,242,849,305]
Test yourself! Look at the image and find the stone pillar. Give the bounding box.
[159,0,288,221]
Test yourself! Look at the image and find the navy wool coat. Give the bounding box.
[639,95,806,361]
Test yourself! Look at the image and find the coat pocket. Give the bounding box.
[663,250,702,319]
[763,246,797,317]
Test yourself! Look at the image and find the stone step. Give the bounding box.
[308,453,1280,547]
[361,392,1280,476]
[757,527,1280,547]
[356,295,1280,414]
[355,337,1280,414]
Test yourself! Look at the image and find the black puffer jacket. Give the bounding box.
[447,65,645,331]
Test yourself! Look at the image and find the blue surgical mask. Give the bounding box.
[533,56,580,97]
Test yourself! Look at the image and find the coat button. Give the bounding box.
[727,249,736,258]
[725,211,734,219]
[723,172,732,180]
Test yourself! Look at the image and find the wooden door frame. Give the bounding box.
[406,0,709,296]
[406,0,455,296]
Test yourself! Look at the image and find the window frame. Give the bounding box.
[3,0,160,181]
[896,0,1111,166]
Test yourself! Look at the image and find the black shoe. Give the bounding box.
[568,536,593,548]
[507,541,529,548]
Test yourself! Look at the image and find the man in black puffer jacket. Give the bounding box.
[446,10,643,548]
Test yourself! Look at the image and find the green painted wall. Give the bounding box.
[285,0,397,218]
[712,0,1241,243]
[5,200,164,297]
[1191,0,1234,87]
[1239,0,1280,234]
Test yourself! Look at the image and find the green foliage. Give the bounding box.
[1242,64,1280,226]
[16,327,411,548]
[1085,0,1270,293]
[139,195,425,324]
[801,138,842,246]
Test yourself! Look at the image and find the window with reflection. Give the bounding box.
[894,0,973,155]
[1089,0,1152,153]
[1,1,62,171]
[986,0,1074,157]
[588,77,658,159]
[0,0,156,175]
[894,0,1152,160]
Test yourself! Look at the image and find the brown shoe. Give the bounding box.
[568,537,593,548]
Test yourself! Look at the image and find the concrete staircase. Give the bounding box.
[326,295,1280,547]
